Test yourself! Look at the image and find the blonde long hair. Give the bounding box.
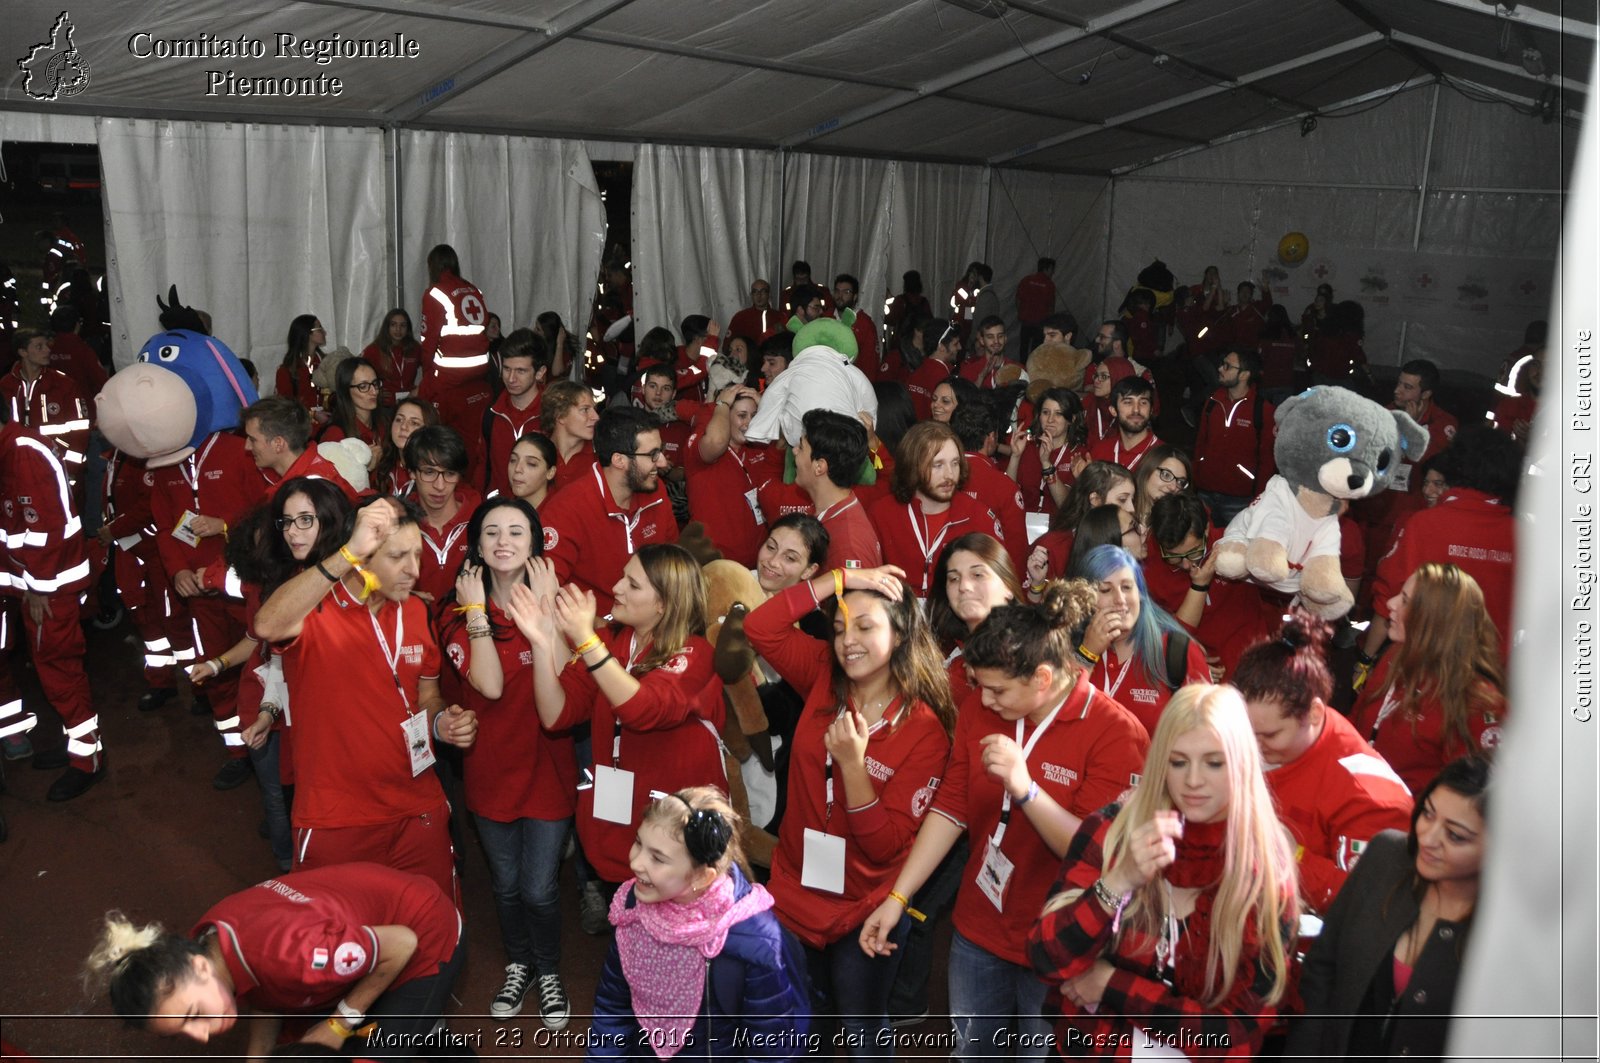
[632,544,708,673]
[1101,685,1299,1007]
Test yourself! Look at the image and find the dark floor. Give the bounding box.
[0,620,953,1061]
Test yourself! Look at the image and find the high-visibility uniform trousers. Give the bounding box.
[180,593,248,759]
[5,595,99,772]
[419,371,493,488]
[0,608,34,748]
[115,539,192,689]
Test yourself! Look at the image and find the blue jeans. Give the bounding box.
[805,917,911,1059]
[247,732,291,870]
[475,813,570,976]
[947,930,1053,1061]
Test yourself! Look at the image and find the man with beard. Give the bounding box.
[958,316,1011,389]
[1087,375,1162,471]
[868,421,1004,598]
[832,273,879,376]
[539,406,674,617]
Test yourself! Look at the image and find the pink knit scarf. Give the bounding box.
[610,874,776,1059]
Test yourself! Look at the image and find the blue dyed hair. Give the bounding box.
[1077,544,1187,688]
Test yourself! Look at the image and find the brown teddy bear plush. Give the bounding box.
[1024,340,1092,401]
[679,522,779,867]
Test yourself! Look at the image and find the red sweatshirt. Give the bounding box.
[683,434,771,568]
[1350,653,1507,795]
[417,487,481,610]
[1193,387,1276,499]
[148,431,261,579]
[745,583,951,948]
[1372,488,1515,656]
[361,341,423,407]
[1087,429,1160,471]
[1263,709,1412,913]
[482,392,544,498]
[904,358,953,422]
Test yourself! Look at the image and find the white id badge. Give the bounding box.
[171,510,202,547]
[401,712,436,777]
[977,840,1015,911]
[744,487,766,525]
[801,828,847,895]
[1388,462,1412,493]
[593,765,636,824]
[115,533,143,551]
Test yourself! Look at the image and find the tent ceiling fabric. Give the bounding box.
[4,0,1590,173]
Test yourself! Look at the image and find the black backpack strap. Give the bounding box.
[1164,630,1192,692]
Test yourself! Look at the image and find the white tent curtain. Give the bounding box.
[780,153,895,328]
[886,160,989,334]
[986,169,1112,356]
[97,118,387,379]
[398,131,606,350]
[631,144,780,340]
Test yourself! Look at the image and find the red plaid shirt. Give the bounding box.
[1028,807,1290,1059]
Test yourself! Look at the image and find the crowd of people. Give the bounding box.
[0,244,1532,1059]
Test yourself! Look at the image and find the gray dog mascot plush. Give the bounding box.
[1216,386,1427,619]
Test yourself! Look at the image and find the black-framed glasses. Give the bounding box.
[1154,467,1190,490]
[351,380,380,393]
[631,448,665,461]
[275,513,317,531]
[416,466,462,483]
[1160,541,1208,564]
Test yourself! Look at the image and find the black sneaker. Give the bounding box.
[579,881,611,935]
[212,757,253,791]
[47,763,106,802]
[490,962,531,1020]
[536,973,570,1031]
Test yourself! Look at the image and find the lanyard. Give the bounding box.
[367,602,410,712]
[823,697,901,823]
[422,518,470,567]
[908,503,957,579]
[178,434,221,505]
[609,633,650,765]
[1101,651,1134,701]
[992,696,1067,846]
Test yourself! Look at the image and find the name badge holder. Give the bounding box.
[977,698,1066,911]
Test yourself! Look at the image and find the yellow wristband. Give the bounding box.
[339,545,363,567]
[326,1016,355,1039]
[452,602,486,615]
[887,890,927,922]
[833,569,850,628]
[573,634,603,656]
[216,653,230,671]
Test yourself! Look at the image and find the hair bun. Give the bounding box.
[682,807,732,867]
[1278,609,1332,654]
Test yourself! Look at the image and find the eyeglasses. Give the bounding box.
[276,513,317,531]
[631,448,665,461]
[1219,361,1242,372]
[1154,467,1190,490]
[1160,542,1208,564]
[1092,371,1112,382]
[415,466,462,483]
[351,380,380,393]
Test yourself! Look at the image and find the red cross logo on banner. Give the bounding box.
[1313,263,1330,279]
[1417,274,1433,288]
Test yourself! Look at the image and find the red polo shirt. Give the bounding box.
[817,493,882,570]
[550,632,725,883]
[756,475,815,525]
[447,607,578,822]
[197,863,459,1012]
[1087,429,1160,471]
[935,672,1148,966]
[280,582,445,827]
[868,490,1004,598]
[417,487,481,610]
[541,464,675,616]
[263,445,359,503]
[483,393,544,498]
[1090,633,1211,737]
[961,452,1030,574]
[684,433,771,568]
